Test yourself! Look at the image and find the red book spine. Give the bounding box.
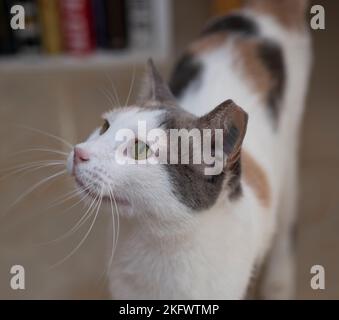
[59,0,95,55]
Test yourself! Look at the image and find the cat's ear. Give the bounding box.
[198,99,248,167]
[138,59,177,106]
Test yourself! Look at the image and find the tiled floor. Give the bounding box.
[0,0,338,299]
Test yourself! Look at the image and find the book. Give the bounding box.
[59,0,95,55]
[126,0,153,50]
[106,0,128,49]
[38,0,63,54]
[91,0,109,49]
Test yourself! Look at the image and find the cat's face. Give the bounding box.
[67,106,187,219]
[67,60,248,221]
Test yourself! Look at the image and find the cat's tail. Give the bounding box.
[243,0,309,30]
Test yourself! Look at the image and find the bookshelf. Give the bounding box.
[0,51,165,72]
[0,0,172,72]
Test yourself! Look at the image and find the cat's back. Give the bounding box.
[169,0,311,138]
[169,0,311,200]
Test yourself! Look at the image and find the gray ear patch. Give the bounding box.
[162,100,248,212]
[224,125,239,156]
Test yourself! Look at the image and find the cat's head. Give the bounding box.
[67,60,248,222]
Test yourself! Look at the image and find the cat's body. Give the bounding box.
[69,0,311,299]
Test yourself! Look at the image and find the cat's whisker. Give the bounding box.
[111,188,120,254]
[0,159,66,174]
[100,87,117,108]
[47,184,91,209]
[103,74,118,106]
[105,73,121,106]
[58,189,92,216]
[47,188,82,208]
[45,188,99,244]
[96,186,115,285]
[124,65,136,107]
[99,184,120,283]
[2,169,67,216]
[60,190,100,236]
[10,148,68,157]
[109,188,118,250]
[37,188,96,246]
[0,161,66,182]
[50,189,103,268]
[15,125,73,149]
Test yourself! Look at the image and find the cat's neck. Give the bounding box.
[117,189,232,243]
[118,212,195,243]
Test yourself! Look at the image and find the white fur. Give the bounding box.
[68,10,311,299]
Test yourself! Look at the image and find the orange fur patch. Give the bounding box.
[189,34,276,106]
[245,0,307,30]
[189,32,228,54]
[242,150,271,207]
[234,38,272,102]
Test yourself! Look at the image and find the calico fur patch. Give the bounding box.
[189,32,228,54]
[202,14,258,36]
[170,12,285,124]
[169,14,258,99]
[258,40,285,122]
[169,54,202,98]
[235,38,285,122]
[242,150,271,207]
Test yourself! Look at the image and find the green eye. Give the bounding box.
[134,140,151,160]
[100,120,110,135]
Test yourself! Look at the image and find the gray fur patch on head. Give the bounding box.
[136,60,248,211]
[159,109,225,211]
[160,100,248,211]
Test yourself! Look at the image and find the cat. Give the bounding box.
[67,0,312,299]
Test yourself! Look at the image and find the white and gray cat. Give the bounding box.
[67,0,311,299]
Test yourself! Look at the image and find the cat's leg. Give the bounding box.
[260,156,298,300]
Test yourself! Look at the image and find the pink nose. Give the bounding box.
[74,147,90,164]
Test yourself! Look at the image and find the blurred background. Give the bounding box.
[0,0,338,299]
